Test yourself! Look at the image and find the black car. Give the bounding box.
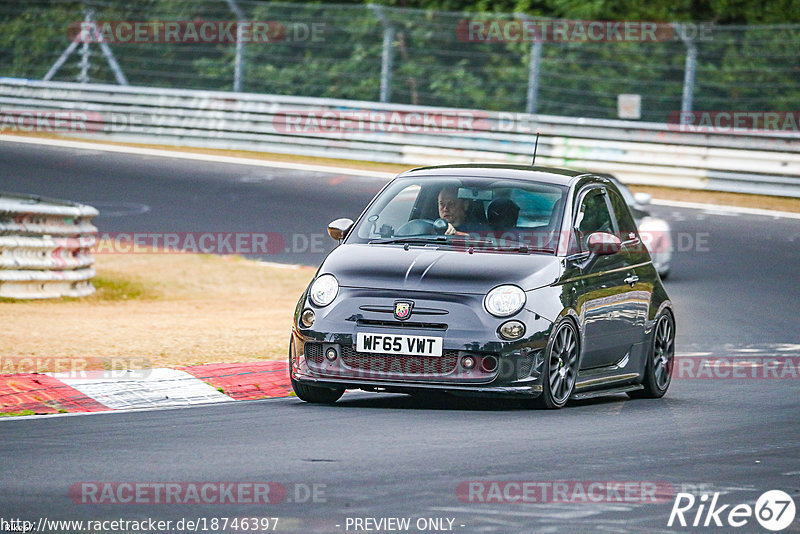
[289,164,675,409]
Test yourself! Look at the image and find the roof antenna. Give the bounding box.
[531,132,540,166]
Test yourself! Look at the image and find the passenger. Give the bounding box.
[486,198,520,230]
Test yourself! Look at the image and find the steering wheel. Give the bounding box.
[394,218,449,237]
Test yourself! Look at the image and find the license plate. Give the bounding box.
[356,333,443,357]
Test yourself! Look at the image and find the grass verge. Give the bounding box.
[0,248,314,368]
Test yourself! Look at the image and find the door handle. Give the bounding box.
[624,275,639,286]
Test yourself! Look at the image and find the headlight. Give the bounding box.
[484,285,526,317]
[309,274,339,307]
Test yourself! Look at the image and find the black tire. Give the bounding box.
[288,337,345,404]
[291,377,345,404]
[629,311,675,399]
[524,319,579,410]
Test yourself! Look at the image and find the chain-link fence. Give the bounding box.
[1,1,799,122]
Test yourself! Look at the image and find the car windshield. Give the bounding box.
[347,176,568,253]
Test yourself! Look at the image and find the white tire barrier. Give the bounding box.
[0,193,98,299]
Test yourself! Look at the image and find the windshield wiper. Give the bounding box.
[368,236,448,246]
[368,236,553,254]
[449,238,553,254]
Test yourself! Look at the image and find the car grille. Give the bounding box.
[356,319,447,330]
[340,346,459,375]
[517,353,534,379]
[304,342,323,364]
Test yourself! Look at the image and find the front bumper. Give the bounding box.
[290,287,554,398]
[294,374,543,398]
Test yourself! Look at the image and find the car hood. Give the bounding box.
[319,243,561,294]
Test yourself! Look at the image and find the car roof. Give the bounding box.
[398,164,590,187]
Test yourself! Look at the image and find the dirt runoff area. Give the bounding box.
[0,250,314,370]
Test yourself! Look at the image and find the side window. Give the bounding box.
[574,189,615,250]
[608,190,638,241]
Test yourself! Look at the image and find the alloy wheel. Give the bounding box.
[653,314,675,390]
[548,323,578,405]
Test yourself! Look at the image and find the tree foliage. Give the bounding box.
[0,0,797,121]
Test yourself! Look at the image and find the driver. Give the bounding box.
[437,186,470,236]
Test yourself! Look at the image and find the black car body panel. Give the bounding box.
[319,244,562,297]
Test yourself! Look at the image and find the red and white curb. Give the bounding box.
[0,361,292,416]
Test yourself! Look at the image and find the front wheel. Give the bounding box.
[291,377,345,404]
[629,311,675,399]
[289,337,344,404]
[524,319,579,409]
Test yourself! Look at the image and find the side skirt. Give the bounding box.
[572,384,643,400]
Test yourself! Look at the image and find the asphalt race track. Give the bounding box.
[1,140,799,533]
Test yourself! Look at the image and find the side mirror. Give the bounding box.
[587,232,621,256]
[633,192,652,206]
[327,218,354,242]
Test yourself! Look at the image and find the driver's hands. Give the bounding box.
[445,223,467,236]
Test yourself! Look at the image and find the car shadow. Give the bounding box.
[334,392,516,411]
[321,391,647,411]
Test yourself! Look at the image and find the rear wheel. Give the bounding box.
[525,320,579,409]
[289,338,345,404]
[629,311,674,399]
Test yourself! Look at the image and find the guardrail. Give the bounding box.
[1,78,800,197]
[0,192,97,299]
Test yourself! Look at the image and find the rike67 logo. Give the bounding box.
[668,490,796,531]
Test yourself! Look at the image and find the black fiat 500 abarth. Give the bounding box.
[289,164,675,409]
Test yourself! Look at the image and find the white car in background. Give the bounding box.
[603,175,673,279]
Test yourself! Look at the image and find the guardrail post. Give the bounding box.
[517,14,543,114]
[78,12,91,83]
[526,41,543,114]
[44,42,79,82]
[225,0,246,92]
[679,24,697,119]
[370,4,394,103]
[44,9,128,85]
